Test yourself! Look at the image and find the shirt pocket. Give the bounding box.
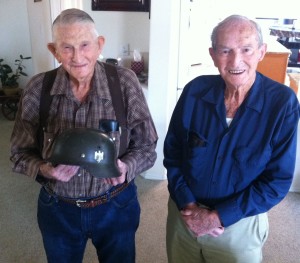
[232,146,272,185]
[183,131,208,179]
[233,146,272,166]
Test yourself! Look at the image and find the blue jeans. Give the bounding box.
[37,181,140,263]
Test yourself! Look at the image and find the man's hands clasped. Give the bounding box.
[181,203,224,237]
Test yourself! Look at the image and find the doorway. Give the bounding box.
[176,0,218,99]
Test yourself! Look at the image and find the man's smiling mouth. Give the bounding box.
[229,70,245,74]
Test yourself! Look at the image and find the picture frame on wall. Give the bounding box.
[92,0,150,12]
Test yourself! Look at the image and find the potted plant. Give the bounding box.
[0,54,31,96]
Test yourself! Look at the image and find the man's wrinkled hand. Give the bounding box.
[39,163,79,182]
[207,226,225,237]
[180,203,224,237]
[103,159,127,186]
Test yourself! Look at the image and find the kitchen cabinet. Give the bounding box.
[288,73,300,95]
[92,0,150,12]
[257,37,291,84]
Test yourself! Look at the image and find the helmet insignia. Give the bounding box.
[94,150,104,163]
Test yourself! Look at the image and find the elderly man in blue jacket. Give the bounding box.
[164,15,300,263]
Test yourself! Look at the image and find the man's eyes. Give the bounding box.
[60,44,89,53]
[243,48,254,54]
[217,48,254,55]
[217,49,230,55]
[62,46,72,51]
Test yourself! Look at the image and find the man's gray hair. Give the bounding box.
[53,8,94,26]
[52,8,98,40]
[211,15,264,50]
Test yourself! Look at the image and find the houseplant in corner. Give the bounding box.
[0,54,31,96]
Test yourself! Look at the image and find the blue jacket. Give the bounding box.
[163,72,300,227]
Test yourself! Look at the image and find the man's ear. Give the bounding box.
[97,36,105,52]
[47,43,61,63]
[209,47,218,67]
[258,43,267,62]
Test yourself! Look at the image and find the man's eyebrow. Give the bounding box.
[216,44,230,49]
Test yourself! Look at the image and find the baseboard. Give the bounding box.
[140,171,167,180]
[289,186,300,193]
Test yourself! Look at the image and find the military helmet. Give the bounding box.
[48,128,120,178]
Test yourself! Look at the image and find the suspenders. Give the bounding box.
[38,62,128,156]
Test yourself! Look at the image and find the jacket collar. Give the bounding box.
[201,72,264,114]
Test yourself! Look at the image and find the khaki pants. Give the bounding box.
[166,198,269,263]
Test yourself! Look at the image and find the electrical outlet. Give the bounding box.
[121,43,130,56]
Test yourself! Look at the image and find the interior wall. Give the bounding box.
[82,1,150,63]
[26,0,54,74]
[291,124,300,192]
[0,0,33,88]
[143,0,180,179]
[210,0,300,20]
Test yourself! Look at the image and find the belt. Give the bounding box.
[44,182,129,208]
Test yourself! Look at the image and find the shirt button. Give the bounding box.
[48,138,51,142]
[78,173,81,177]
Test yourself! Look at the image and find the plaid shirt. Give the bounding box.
[10,62,158,198]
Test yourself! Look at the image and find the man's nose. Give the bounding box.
[72,48,82,62]
[230,51,241,65]
[231,50,244,66]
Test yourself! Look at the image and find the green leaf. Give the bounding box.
[19,72,28,76]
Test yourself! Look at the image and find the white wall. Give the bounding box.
[0,0,33,88]
[141,0,180,179]
[26,0,54,74]
[209,0,300,21]
[82,1,150,63]
[290,116,300,192]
